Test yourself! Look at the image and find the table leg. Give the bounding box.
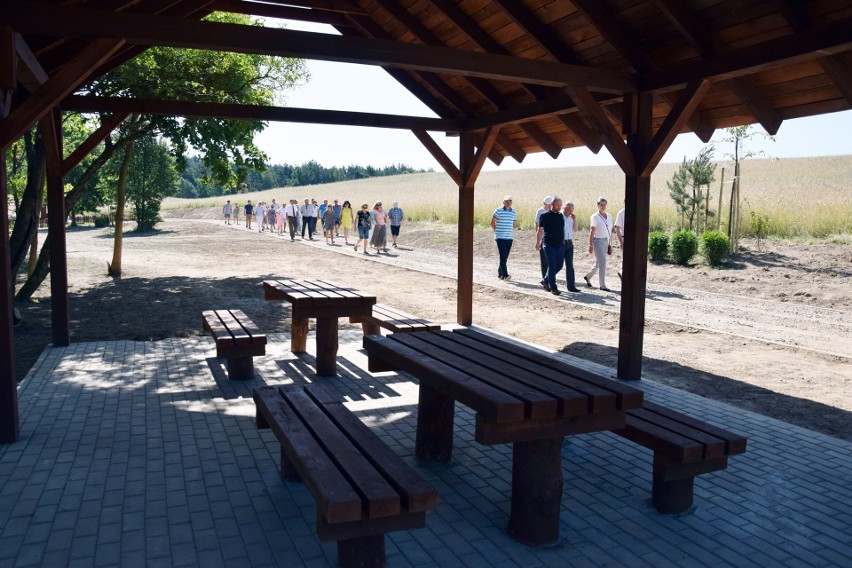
[508,438,563,546]
[291,317,308,353]
[315,316,339,376]
[415,384,454,462]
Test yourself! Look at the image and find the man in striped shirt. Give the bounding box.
[490,195,517,281]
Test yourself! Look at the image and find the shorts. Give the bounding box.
[390,224,400,236]
[358,226,370,239]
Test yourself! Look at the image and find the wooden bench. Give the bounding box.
[201,309,267,380]
[613,401,748,514]
[254,384,437,568]
[349,303,441,336]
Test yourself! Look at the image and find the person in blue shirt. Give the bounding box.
[387,202,404,248]
[490,195,517,281]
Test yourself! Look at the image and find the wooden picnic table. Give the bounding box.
[264,278,376,376]
[363,327,644,546]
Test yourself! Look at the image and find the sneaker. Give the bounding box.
[504,274,511,281]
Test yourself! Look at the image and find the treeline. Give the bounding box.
[178,157,431,198]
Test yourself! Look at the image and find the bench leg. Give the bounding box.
[416,384,454,462]
[337,534,385,568]
[652,476,694,514]
[226,356,254,380]
[361,320,382,336]
[315,316,339,376]
[291,317,309,353]
[508,438,563,546]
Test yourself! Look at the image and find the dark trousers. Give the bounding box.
[496,238,513,278]
[539,247,548,280]
[287,217,298,239]
[543,242,565,291]
[301,217,316,238]
[564,240,576,289]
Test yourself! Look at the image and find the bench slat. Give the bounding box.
[305,384,438,514]
[281,387,402,520]
[628,407,726,460]
[229,309,267,346]
[253,387,364,524]
[364,335,525,423]
[213,310,252,347]
[391,332,560,420]
[453,328,643,410]
[412,331,586,418]
[202,310,232,346]
[435,331,613,416]
[642,402,748,455]
[373,305,439,330]
[620,413,705,462]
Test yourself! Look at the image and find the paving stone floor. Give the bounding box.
[1,327,850,567]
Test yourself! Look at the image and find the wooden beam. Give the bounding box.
[662,92,714,143]
[457,134,475,326]
[819,55,852,106]
[565,86,634,175]
[464,126,499,186]
[0,28,14,91]
[650,0,714,55]
[571,0,652,73]
[42,108,70,347]
[726,77,783,135]
[0,79,19,443]
[520,122,561,159]
[7,3,635,93]
[491,0,581,64]
[412,130,462,187]
[617,92,653,381]
[0,38,124,151]
[642,18,852,92]
[495,133,526,163]
[640,80,711,176]
[61,112,130,177]
[558,114,603,154]
[13,33,49,92]
[463,92,622,132]
[253,0,367,15]
[779,0,810,32]
[61,95,462,131]
[210,0,353,26]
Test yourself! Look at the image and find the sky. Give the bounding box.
[254,20,852,173]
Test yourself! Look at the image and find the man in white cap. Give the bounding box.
[491,195,517,280]
[535,196,554,286]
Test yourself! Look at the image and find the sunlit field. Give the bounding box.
[163,155,852,238]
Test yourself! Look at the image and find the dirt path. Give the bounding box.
[13,217,852,440]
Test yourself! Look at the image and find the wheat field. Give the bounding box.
[163,155,852,238]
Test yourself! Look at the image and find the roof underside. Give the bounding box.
[9,0,852,165]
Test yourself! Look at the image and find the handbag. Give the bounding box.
[598,213,613,255]
[607,244,613,256]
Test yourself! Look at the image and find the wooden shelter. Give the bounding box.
[3,0,852,442]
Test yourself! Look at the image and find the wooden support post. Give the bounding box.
[508,437,563,546]
[457,133,475,326]
[0,64,20,442]
[290,317,308,353]
[314,316,339,376]
[42,108,70,346]
[617,93,653,381]
[415,384,455,462]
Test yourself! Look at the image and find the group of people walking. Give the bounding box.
[222,197,404,254]
[492,195,625,296]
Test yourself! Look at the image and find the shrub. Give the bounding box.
[701,230,731,266]
[93,215,110,228]
[670,230,698,265]
[648,231,669,261]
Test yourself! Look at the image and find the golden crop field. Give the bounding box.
[164,155,852,238]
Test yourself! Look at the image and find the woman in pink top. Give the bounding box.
[369,201,389,253]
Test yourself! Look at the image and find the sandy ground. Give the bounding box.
[12,215,852,440]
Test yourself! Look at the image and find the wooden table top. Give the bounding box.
[263,279,376,308]
[364,328,643,425]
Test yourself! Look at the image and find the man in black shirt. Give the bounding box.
[535,197,565,295]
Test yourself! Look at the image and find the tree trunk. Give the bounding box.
[8,128,45,279]
[27,178,44,276]
[108,142,134,278]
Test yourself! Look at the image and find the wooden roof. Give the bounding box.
[5,0,852,166]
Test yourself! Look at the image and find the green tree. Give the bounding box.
[667,147,716,232]
[14,12,308,299]
[127,137,178,232]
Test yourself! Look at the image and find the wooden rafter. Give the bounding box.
[819,55,852,106]
[254,0,366,15]
[495,133,526,163]
[464,126,499,185]
[492,0,581,65]
[61,95,462,131]
[571,0,651,74]
[642,18,852,92]
[564,86,634,175]
[13,33,48,91]
[726,77,782,135]
[6,2,634,93]
[0,28,14,92]
[412,129,462,187]
[0,38,124,151]
[640,80,711,176]
[558,114,602,154]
